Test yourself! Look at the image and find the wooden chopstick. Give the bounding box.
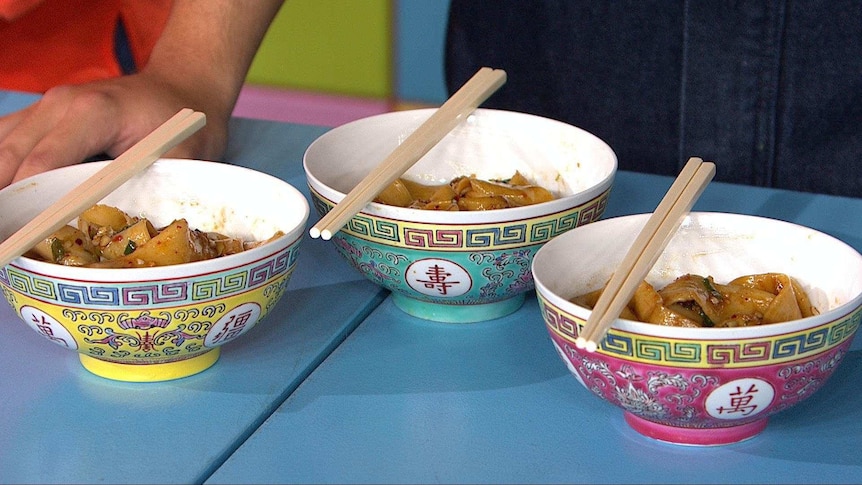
[309,67,507,240]
[0,108,206,269]
[575,157,716,352]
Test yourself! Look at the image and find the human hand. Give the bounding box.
[0,71,231,188]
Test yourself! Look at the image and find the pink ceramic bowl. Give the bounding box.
[532,212,862,445]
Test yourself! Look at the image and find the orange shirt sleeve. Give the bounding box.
[0,0,43,21]
[119,0,172,72]
[0,0,171,93]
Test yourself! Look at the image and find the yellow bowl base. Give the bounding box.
[78,348,220,382]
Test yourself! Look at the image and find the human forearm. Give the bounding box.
[142,0,285,121]
[0,0,285,188]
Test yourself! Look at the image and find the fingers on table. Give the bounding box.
[0,90,119,186]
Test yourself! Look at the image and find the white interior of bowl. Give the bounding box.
[533,212,862,338]
[304,108,617,222]
[0,159,309,277]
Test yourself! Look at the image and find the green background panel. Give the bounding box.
[246,0,392,98]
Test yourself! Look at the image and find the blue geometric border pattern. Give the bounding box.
[0,245,297,309]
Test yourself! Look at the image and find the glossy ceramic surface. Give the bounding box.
[0,159,309,382]
[532,212,862,445]
[304,108,617,322]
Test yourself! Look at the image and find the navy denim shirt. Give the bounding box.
[445,0,862,197]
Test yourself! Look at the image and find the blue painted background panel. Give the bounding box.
[395,0,450,104]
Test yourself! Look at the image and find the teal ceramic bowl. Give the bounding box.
[303,108,617,322]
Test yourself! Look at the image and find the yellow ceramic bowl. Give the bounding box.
[0,159,309,382]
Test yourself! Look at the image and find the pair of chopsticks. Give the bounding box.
[575,157,716,352]
[0,108,206,269]
[309,67,507,240]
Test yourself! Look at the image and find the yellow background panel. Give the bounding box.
[246,0,392,98]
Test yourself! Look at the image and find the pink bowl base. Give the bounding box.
[624,412,768,446]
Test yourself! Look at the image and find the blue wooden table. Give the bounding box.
[0,92,387,484]
[1,90,859,484]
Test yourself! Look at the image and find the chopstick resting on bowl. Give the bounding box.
[575,157,716,352]
[309,66,507,240]
[0,108,206,269]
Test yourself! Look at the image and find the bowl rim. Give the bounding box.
[532,211,862,340]
[8,229,304,281]
[302,108,618,224]
[0,159,310,279]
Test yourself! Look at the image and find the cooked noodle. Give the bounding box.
[571,273,819,327]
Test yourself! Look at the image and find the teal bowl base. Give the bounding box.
[391,293,526,323]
